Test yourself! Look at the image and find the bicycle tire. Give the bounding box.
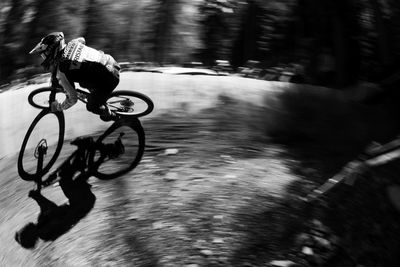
[107,90,154,117]
[28,87,65,109]
[18,109,65,181]
[91,118,145,180]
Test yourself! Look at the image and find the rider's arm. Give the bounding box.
[53,70,78,111]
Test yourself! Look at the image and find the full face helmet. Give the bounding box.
[29,32,66,70]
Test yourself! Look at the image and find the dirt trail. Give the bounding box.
[3,73,400,266]
[0,106,303,266]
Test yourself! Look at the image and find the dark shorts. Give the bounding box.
[83,55,121,113]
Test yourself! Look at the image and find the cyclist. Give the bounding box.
[29,32,120,121]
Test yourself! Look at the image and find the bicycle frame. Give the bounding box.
[30,86,152,118]
[53,87,126,115]
[51,86,90,104]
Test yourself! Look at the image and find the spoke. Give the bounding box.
[108,103,123,110]
[108,96,130,104]
[108,100,124,104]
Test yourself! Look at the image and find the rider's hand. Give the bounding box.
[50,101,60,112]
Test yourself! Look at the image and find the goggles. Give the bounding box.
[29,42,48,55]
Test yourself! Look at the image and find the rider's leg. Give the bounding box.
[86,88,111,114]
[86,56,120,121]
[86,88,116,121]
[87,76,120,121]
[29,190,58,213]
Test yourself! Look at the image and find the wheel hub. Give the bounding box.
[34,139,48,159]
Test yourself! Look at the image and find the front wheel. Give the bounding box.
[18,109,65,181]
[91,118,145,180]
[106,90,154,117]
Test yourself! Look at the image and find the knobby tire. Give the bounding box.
[18,109,65,181]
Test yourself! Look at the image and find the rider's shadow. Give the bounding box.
[15,151,96,249]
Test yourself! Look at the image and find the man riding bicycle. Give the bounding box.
[29,32,120,121]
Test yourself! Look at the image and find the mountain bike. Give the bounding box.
[18,86,154,181]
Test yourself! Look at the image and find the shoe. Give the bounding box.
[100,113,117,122]
[100,106,118,122]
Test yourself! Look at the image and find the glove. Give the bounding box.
[51,101,60,112]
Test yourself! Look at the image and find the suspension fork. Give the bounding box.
[34,139,48,190]
[49,88,56,103]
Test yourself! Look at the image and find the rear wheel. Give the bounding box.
[18,109,65,181]
[106,90,154,117]
[91,118,145,180]
[28,87,66,109]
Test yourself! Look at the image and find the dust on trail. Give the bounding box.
[0,105,301,266]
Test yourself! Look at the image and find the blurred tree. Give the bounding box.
[1,0,400,87]
[256,0,297,65]
[370,0,393,68]
[388,0,400,60]
[0,0,29,81]
[197,0,238,66]
[174,2,203,64]
[292,0,361,87]
[142,0,181,64]
[230,0,262,68]
[112,1,143,61]
[356,0,400,81]
[83,0,113,51]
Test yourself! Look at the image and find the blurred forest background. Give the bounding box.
[1,0,400,88]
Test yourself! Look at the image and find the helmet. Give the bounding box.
[29,32,65,69]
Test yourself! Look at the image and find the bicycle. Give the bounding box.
[18,86,154,181]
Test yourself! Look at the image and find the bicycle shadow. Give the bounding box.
[15,134,120,249]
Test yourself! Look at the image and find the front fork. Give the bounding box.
[34,139,48,191]
[49,87,56,103]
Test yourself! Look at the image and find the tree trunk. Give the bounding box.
[0,0,25,82]
[370,0,393,68]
